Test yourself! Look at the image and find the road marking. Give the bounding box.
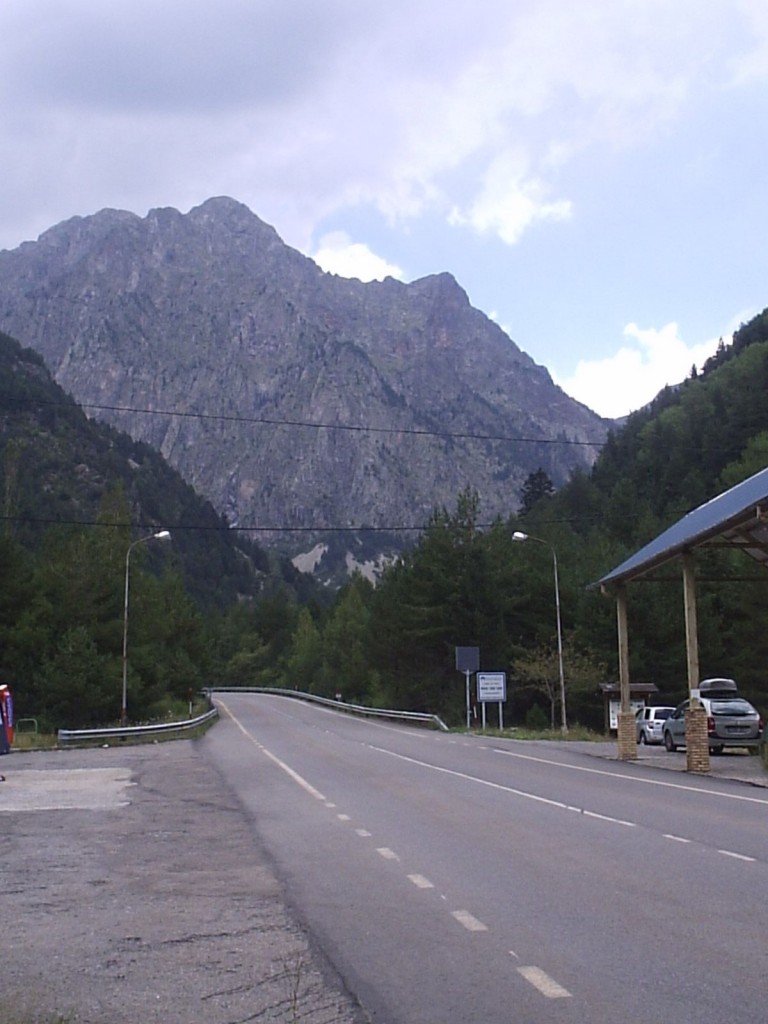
[494,748,768,806]
[408,873,434,889]
[452,910,487,932]
[664,834,692,843]
[355,828,372,837]
[337,813,351,821]
[217,699,327,801]
[718,849,756,862]
[516,965,572,999]
[369,745,636,824]
[377,847,399,860]
[580,809,635,827]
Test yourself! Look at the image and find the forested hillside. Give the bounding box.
[264,308,768,727]
[0,330,318,728]
[0,330,275,606]
[3,308,768,734]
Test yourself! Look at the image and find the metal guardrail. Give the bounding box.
[56,688,447,745]
[57,707,218,745]
[208,686,449,732]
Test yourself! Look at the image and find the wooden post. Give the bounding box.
[616,585,636,760]
[682,551,709,773]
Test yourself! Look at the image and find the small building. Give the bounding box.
[599,682,659,734]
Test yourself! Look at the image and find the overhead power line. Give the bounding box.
[0,392,606,448]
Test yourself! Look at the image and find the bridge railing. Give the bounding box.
[56,689,448,744]
[208,686,449,731]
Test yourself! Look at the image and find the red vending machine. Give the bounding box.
[0,684,13,753]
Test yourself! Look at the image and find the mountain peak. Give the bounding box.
[0,199,608,561]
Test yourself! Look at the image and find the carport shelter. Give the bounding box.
[594,464,768,773]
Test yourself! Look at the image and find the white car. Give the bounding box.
[635,705,675,745]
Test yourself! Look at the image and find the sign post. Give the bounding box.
[455,647,480,729]
[476,672,507,730]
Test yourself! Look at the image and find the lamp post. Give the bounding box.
[121,530,171,726]
[512,530,568,733]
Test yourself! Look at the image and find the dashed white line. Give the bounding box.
[718,849,756,862]
[377,847,400,860]
[580,809,635,827]
[664,833,692,843]
[516,965,572,999]
[337,813,351,821]
[452,910,488,932]
[355,828,372,837]
[408,873,434,889]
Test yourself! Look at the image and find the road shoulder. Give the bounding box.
[2,739,367,1024]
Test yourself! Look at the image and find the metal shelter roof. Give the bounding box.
[596,464,768,590]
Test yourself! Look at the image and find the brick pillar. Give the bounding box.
[685,706,710,773]
[617,710,637,760]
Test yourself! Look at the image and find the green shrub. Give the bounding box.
[525,704,549,730]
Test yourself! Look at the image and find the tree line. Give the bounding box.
[3,312,768,732]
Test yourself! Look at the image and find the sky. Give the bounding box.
[2,1,767,419]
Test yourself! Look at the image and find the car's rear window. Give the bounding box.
[710,698,755,716]
[653,709,673,720]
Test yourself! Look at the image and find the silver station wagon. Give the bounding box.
[635,705,675,745]
[662,678,763,754]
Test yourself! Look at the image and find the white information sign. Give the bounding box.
[477,672,507,703]
[608,698,645,731]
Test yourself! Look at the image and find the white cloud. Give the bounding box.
[311,232,404,283]
[556,322,724,419]
[448,150,572,244]
[0,0,745,251]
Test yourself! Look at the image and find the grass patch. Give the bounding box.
[471,724,610,742]
[8,731,59,751]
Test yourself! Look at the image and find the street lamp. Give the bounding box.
[512,531,568,733]
[121,530,171,726]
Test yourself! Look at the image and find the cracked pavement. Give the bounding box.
[1,740,368,1024]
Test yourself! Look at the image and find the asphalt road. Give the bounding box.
[3,698,768,1023]
[207,694,768,1024]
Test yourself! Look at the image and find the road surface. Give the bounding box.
[207,693,768,1024]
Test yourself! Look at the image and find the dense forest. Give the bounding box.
[2,307,768,733]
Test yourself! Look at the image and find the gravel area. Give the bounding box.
[1,740,368,1024]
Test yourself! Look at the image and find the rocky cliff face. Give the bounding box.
[0,197,607,559]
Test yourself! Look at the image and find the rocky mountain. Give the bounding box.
[0,329,309,608]
[0,197,608,566]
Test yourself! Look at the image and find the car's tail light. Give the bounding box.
[707,716,716,734]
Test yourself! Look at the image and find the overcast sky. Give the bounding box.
[2,0,767,417]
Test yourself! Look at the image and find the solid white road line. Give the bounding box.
[495,748,768,806]
[369,744,637,825]
[218,699,327,800]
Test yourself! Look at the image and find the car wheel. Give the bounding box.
[710,745,724,755]
[664,731,676,752]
